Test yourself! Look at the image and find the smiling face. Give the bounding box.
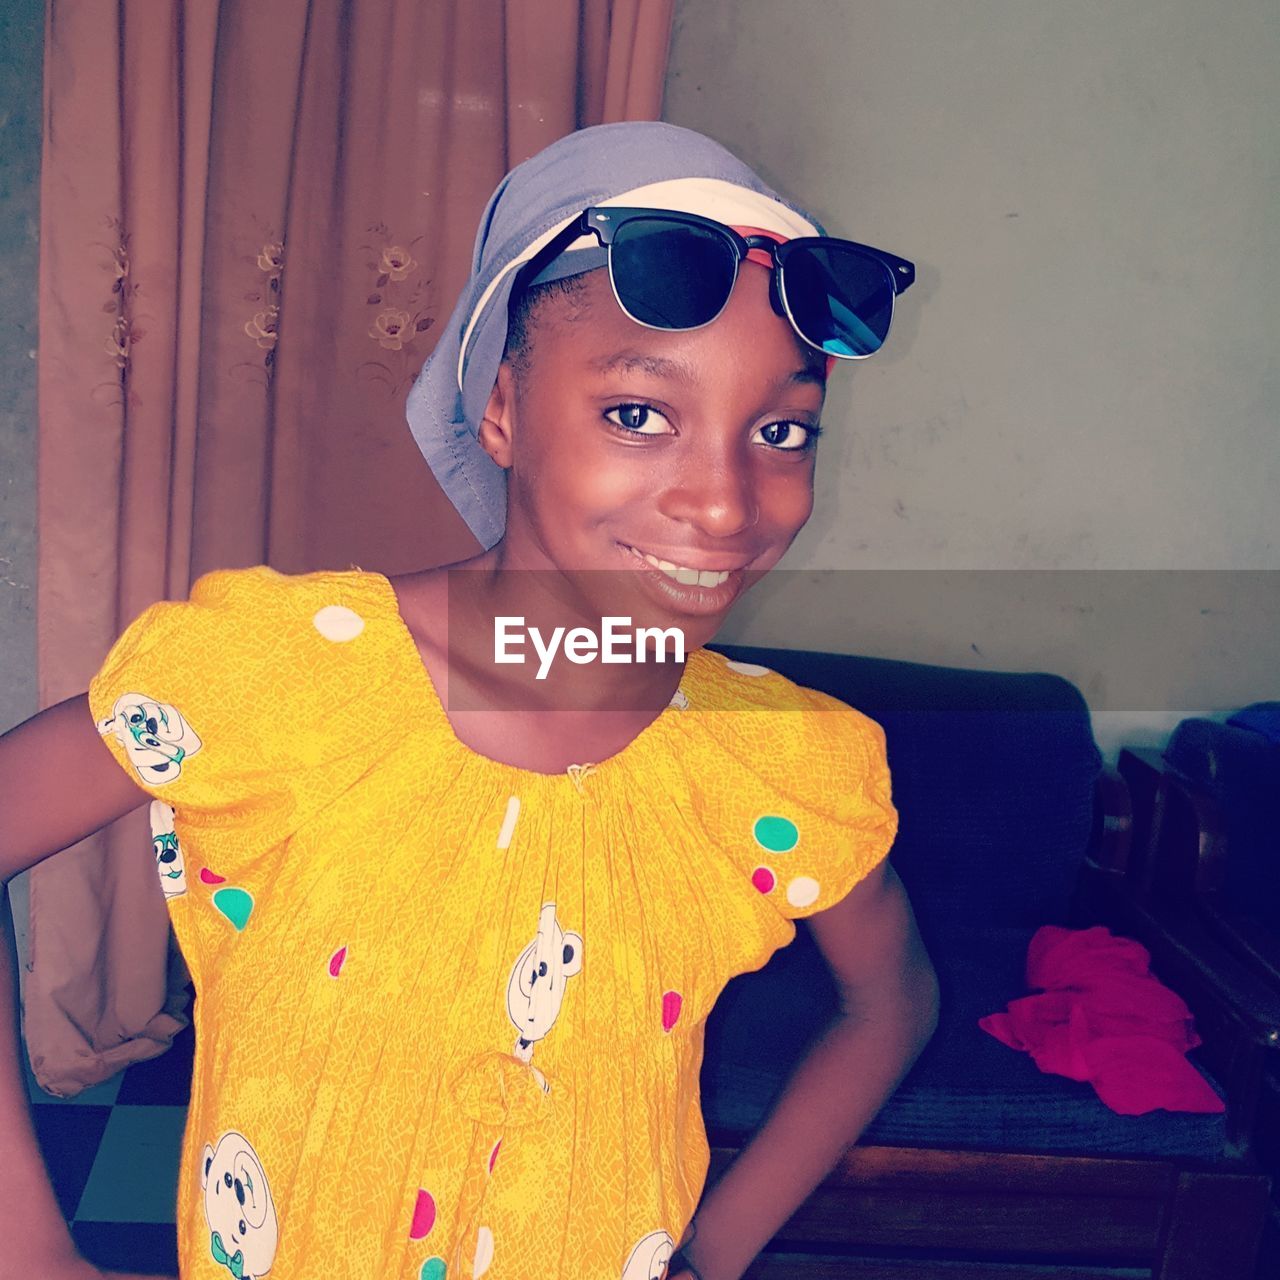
[478,260,827,648]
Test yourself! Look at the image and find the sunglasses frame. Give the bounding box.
[514,205,916,360]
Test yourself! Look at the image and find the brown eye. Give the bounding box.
[604,403,671,435]
[756,420,819,451]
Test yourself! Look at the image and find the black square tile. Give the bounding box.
[29,1103,112,1222]
[116,1022,195,1107]
[71,1221,178,1276]
[74,1106,186,1224]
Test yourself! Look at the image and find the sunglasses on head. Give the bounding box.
[514,206,915,360]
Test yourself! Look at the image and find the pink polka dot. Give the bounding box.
[662,990,683,1032]
[328,946,347,978]
[199,867,226,885]
[751,866,776,894]
[409,1188,436,1240]
[488,1138,502,1174]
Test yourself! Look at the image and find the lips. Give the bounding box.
[613,540,754,620]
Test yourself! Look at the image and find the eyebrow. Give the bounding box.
[589,349,826,389]
[588,351,697,385]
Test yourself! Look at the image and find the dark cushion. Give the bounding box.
[701,923,1228,1159]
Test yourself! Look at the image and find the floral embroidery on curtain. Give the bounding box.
[358,224,435,396]
[95,215,142,408]
[242,233,285,384]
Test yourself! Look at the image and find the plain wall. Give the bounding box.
[0,0,42,967]
[4,4,1277,764]
[662,0,1279,749]
[0,0,39,740]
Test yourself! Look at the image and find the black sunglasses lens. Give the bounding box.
[783,245,896,356]
[609,217,738,328]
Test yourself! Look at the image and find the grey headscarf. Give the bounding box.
[403,121,825,551]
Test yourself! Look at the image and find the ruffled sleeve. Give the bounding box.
[84,565,406,981]
[684,652,899,922]
[747,693,897,921]
[87,567,298,837]
[83,568,330,921]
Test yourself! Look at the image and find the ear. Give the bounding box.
[477,360,518,470]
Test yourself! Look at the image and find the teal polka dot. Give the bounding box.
[211,886,254,931]
[753,815,799,853]
[419,1257,447,1280]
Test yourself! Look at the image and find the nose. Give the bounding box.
[656,447,759,539]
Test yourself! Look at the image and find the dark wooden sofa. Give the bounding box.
[696,643,1276,1279]
[1117,724,1280,1269]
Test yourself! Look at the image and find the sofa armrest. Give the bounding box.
[1161,753,1280,983]
[1148,765,1230,898]
[1086,763,1133,876]
[1075,860,1280,1157]
[1199,896,1280,991]
[1119,749,1280,988]
[1126,890,1280,1043]
[1115,748,1163,889]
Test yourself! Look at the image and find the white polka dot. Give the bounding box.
[786,876,821,909]
[724,658,773,677]
[473,1226,494,1277]
[313,604,365,642]
[496,796,521,849]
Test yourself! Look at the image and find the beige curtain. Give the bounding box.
[30,0,674,1097]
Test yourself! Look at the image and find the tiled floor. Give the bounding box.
[24,1021,1280,1279]
[26,1021,193,1276]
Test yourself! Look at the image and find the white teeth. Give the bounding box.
[627,545,730,587]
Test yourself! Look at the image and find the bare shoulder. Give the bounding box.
[385,567,449,651]
[387,552,494,665]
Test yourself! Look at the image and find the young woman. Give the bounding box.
[0,122,938,1280]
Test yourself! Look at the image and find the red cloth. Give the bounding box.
[978,924,1225,1115]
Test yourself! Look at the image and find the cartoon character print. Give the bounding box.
[201,1130,279,1279]
[622,1229,675,1280]
[98,691,202,785]
[149,801,187,898]
[505,901,583,1094]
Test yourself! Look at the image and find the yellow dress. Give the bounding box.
[87,564,897,1280]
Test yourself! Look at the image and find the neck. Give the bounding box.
[440,542,687,716]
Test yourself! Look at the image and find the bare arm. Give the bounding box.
[0,693,168,1279]
[674,860,940,1280]
[0,693,150,881]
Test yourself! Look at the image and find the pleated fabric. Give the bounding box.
[86,564,897,1280]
